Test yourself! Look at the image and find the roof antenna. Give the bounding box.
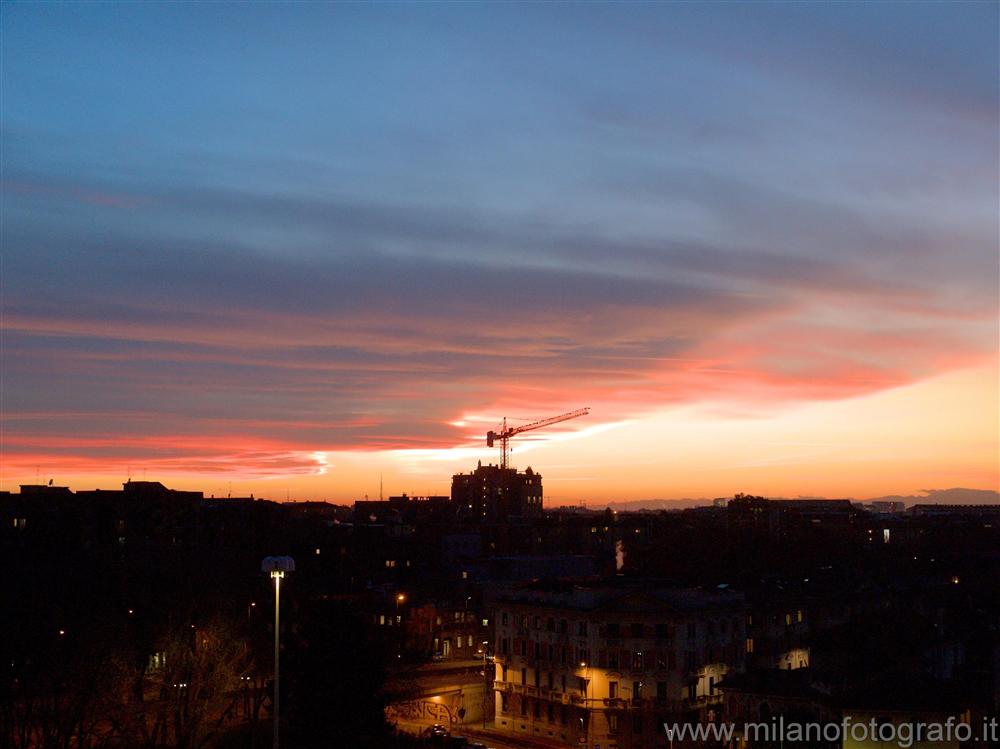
[380,473,384,501]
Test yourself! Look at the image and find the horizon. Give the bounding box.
[7,476,998,510]
[3,2,998,501]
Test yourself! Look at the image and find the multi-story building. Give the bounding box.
[490,579,748,748]
[451,462,543,522]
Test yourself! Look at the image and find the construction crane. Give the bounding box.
[486,408,590,470]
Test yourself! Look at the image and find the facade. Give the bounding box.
[451,462,543,522]
[403,602,491,659]
[490,580,748,748]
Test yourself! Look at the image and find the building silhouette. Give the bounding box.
[451,462,543,522]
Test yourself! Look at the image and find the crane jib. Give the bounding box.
[483,408,590,469]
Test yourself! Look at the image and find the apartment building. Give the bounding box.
[490,579,748,748]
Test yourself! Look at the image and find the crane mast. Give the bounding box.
[486,408,590,469]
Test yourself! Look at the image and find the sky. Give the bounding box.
[1,2,997,503]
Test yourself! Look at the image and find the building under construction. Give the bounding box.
[451,462,543,521]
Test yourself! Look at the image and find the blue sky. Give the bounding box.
[2,1,997,496]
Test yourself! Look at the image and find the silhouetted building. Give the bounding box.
[354,494,451,526]
[452,462,543,522]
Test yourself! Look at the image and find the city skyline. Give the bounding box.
[3,2,998,502]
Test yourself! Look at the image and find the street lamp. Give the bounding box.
[579,661,591,749]
[394,593,406,658]
[481,640,490,729]
[261,556,295,749]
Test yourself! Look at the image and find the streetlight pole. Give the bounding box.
[579,662,591,749]
[482,641,490,729]
[273,571,281,749]
[261,556,295,749]
[395,593,406,659]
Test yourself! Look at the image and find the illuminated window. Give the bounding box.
[745,638,754,654]
[13,518,26,529]
[785,613,792,626]
[796,610,803,623]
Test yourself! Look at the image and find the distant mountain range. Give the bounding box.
[557,487,999,512]
[866,487,1000,506]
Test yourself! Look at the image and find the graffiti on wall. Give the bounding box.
[386,699,455,725]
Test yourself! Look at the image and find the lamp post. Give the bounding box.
[261,556,295,749]
[481,640,490,729]
[395,593,406,658]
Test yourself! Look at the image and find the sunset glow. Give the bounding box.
[2,2,997,502]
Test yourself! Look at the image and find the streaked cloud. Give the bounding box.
[0,2,995,494]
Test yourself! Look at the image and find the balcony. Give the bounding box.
[684,693,723,708]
